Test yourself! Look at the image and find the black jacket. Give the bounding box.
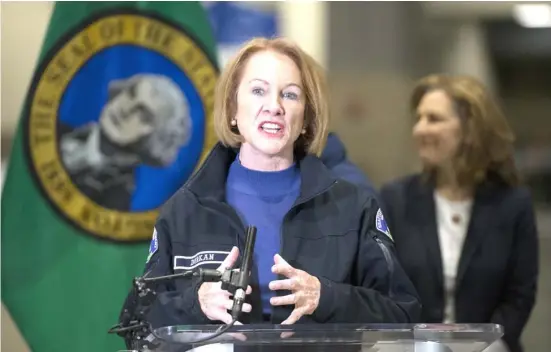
[119,143,421,346]
[380,174,539,352]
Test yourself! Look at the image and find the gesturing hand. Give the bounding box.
[197,246,252,324]
[268,254,321,325]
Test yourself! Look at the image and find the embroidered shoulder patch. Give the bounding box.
[375,208,393,241]
[146,228,158,263]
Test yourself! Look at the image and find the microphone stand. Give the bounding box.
[108,226,257,351]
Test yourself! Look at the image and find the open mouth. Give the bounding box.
[259,121,284,135]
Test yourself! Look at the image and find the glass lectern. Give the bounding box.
[125,323,503,352]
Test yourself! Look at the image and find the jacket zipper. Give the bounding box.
[272,180,338,322]
[374,236,396,297]
[208,205,247,254]
[279,180,338,261]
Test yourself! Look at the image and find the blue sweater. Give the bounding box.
[226,156,301,315]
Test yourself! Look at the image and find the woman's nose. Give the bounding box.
[412,120,427,138]
[263,94,284,116]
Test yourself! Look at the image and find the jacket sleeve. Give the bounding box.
[118,196,210,333]
[491,191,539,346]
[311,196,422,324]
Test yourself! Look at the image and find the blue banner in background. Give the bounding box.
[203,2,278,66]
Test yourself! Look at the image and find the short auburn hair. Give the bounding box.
[411,74,519,187]
[213,37,329,156]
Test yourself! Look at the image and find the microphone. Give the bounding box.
[231,225,257,320]
[109,226,258,348]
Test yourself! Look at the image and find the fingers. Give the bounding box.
[272,255,296,278]
[218,312,234,325]
[281,307,306,325]
[218,246,239,271]
[222,299,252,313]
[281,331,295,339]
[242,303,252,313]
[270,294,296,306]
[228,332,248,342]
[269,279,295,291]
[228,322,248,342]
[214,308,249,326]
[226,285,251,296]
[223,289,232,299]
[223,299,234,311]
[274,254,287,265]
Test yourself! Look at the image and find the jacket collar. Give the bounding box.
[184,142,337,202]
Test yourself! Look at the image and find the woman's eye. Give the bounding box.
[427,113,441,122]
[252,88,264,96]
[282,92,298,100]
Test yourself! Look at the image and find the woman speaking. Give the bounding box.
[120,37,420,336]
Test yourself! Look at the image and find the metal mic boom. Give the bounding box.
[231,225,257,319]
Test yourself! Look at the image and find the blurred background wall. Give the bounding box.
[2,1,550,351]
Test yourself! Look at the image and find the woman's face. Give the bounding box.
[234,50,306,161]
[413,89,463,168]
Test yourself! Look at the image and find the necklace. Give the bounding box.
[452,214,462,224]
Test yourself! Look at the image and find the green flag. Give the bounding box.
[1,2,218,351]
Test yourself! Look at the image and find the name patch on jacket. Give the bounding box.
[174,251,230,270]
[376,208,393,241]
